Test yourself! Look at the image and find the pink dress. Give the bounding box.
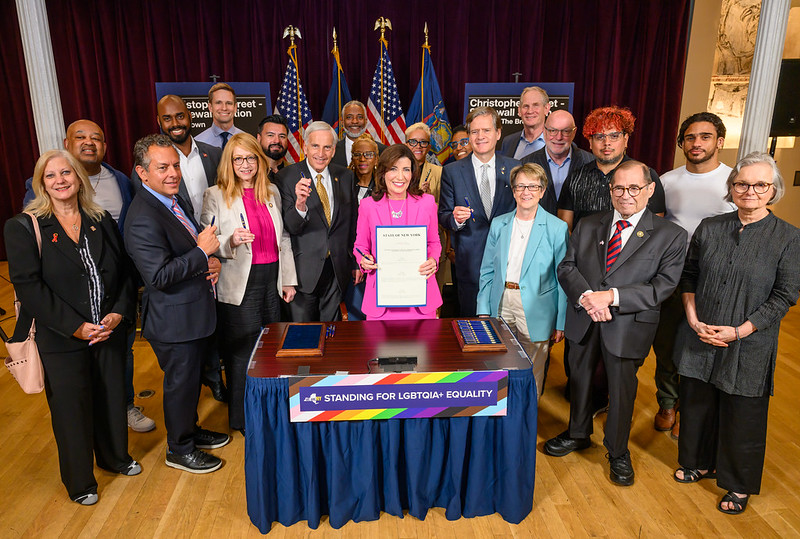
[353,193,442,320]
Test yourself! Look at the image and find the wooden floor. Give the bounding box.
[1,261,799,538]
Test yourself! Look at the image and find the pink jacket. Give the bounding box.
[353,193,442,318]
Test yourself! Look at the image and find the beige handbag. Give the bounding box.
[4,213,44,394]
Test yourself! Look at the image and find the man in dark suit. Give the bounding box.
[125,134,230,474]
[276,121,357,322]
[498,86,551,160]
[522,110,594,215]
[131,94,227,402]
[331,100,387,167]
[439,106,520,316]
[543,160,686,486]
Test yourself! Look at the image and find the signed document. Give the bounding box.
[376,225,427,307]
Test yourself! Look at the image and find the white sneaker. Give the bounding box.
[127,406,156,432]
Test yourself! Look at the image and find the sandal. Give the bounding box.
[718,491,749,515]
[673,467,716,483]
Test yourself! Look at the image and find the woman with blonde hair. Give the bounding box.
[201,133,297,435]
[5,149,138,505]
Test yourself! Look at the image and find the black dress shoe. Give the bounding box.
[194,428,231,449]
[543,431,591,457]
[608,452,635,486]
[166,449,222,474]
[204,379,228,403]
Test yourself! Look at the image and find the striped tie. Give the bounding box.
[171,198,197,240]
[606,220,631,271]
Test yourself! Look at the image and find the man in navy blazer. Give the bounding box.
[544,160,686,487]
[125,134,230,474]
[521,110,594,215]
[276,121,357,322]
[439,106,520,316]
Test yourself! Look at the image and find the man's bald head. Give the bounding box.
[544,109,578,160]
[157,94,193,146]
[64,119,106,175]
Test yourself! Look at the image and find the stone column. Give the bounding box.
[738,0,791,158]
[16,0,64,154]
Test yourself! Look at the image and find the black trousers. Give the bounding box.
[290,257,342,322]
[217,263,280,430]
[567,323,644,458]
[40,329,132,499]
[148,336,207,454]
[678,375,770,494]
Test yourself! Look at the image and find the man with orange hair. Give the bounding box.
[558,106,665,232]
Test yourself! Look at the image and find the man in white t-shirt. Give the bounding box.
[652,112,735,438]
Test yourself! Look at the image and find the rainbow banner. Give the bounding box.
[288,370,508,422]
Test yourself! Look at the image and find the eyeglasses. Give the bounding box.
[544,126,577,137]
[513,184,544,193]
[232,155,257,165]
[591,131,624,142]
[406,139,431,148]
[611,184,649,197]
[449,138,469,149]
[732,182,773,194]
[352,151,376,160]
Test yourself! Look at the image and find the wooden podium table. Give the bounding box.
[244,318,537,533]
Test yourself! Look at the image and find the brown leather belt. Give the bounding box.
[504,282,520,290]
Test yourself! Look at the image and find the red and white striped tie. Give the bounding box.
[171,198,197,240]
[606,220,631,271]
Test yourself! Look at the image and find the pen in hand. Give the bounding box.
[464,197,476,222]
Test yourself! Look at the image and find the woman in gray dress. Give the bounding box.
[672,152,800,515]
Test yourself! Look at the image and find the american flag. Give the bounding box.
[366,40,406,145]
[274,48,313,164]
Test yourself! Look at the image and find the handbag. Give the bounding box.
[4,212,45,394]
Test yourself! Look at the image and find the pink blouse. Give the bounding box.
[242,188,278,264]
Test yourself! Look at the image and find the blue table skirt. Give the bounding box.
[244,369,537,533]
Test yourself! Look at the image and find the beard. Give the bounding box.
[264,143,288,161]
[597,154,623,166]
[166,126,190,145]
[685,150,713,165]
[345,124,367,139]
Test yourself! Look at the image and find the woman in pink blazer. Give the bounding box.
[353,144,442,319]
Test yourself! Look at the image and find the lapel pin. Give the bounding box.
[636,231,644,237]
[599,240,604,245]
[501,166,506,174]
[269,203,273,208]
[52,233,58,243]
[334,177,339,182]
[90,225,96,231]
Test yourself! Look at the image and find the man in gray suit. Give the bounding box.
[276,121,357,322]
[522,110,594,215]
[544,160,686,486]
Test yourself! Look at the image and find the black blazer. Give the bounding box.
[331,138,388,168]
[521,144,595,216]
[275,160,357,296]
[124,188,216,343]
[5,211,136,353]
[557,209,687,358]
[130,139,221,217]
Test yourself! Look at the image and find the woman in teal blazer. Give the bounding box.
[477,163,569,397]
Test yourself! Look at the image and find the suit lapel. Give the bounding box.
[142,188,197,245]
[496,214,513,282]
[40,215,84,269]
[83,212,105,265]
[607,210,653,276]
[329,169,343,226]
[491,156,513,219]
[520,211,546,281]
[596,212,613,270]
